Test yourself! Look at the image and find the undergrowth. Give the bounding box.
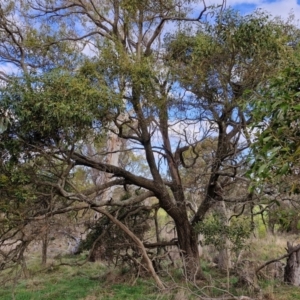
[1,235,300,299]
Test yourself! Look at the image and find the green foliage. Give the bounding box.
[1,69,120,150]
[166,9,289,98]
[195,214,252,253]
[0,164,33,212]
[269,206,300,233]
[213,9,287,58]
[250,46,300,185]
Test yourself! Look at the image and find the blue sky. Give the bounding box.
[221,0,300,17]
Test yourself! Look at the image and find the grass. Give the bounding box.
[0,260,102,300]
[260,280,300,300]
[0,278,166,300]
[0,277,98,300]
[0,256,166,300]
[247,234,287,261]
[2,261,300,300]
[2,235,300,300]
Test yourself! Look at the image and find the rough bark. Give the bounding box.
[175,217,205,281]
[284,242,300,286]
[41,232,48,266]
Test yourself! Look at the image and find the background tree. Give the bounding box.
[248,29,300,239]
[251,43,300,187]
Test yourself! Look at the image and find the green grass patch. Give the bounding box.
[3,237,300,300]
[0,256,165,300]
[0,275,99,300]
[108,284,153,300]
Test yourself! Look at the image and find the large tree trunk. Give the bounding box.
[175,217,205,281]
[284,242,300,286]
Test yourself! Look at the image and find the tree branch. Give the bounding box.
[255,243,300,276]
[71,152,159,192]
[92,206,166,290]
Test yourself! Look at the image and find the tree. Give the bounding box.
[249,30,300,242]
[0,1,294,282]
[1,0,227,280]
[166,9,290,223]
[251,43,300,187]
[165,10,291,271]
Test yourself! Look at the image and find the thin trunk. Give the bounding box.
[217,201,232,272]
[154,208,161,256]
[41,216,49,266]
[41,231,48,266]
[92,122,123,220]
[19,251,29,278]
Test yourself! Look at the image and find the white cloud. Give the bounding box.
[224,0,261,5]
[205,0,300,19]
[0,63,20,77]
[82,42,99,57]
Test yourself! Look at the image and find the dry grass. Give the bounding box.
[242,234,289,262]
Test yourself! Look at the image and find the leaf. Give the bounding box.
[293,104,300,111]
[263,136,272,143]
[279,163,289,175]
[268,146,281,159]
[294,146,300,157]
[258,163,268,175]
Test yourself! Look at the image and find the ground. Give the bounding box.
[1,234,300,299]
